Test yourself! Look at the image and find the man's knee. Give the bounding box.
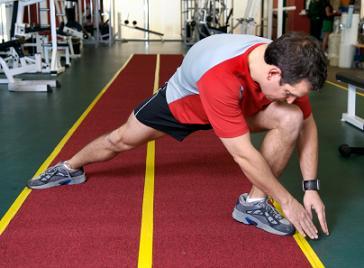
[105,128,134,152]
[276,104,304,134]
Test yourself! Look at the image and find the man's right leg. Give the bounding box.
[245,101,304,200]
[28,113,165,189]
[232,102,303,235]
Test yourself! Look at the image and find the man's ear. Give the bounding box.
[267,67,282,81]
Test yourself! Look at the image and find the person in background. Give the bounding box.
[308,0,326,40]
[321,0,338,52]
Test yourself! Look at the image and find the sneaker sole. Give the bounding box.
[232,208,294,236]
[28,175,86,190]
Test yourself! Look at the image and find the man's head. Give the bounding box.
[260,32,327,103]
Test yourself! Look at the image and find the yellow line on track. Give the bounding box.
[293,233,325,268]
[0,54,134,236]
[272,200,325,268]
[0,188,31,236]
[138,54,160,268]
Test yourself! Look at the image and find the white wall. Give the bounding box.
[149,0,181,40]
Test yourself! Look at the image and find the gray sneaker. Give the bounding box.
[232,193,295,236]
[27,162,86,190]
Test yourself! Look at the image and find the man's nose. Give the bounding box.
[286,95,296,104]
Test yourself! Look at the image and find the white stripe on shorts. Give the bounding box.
[134,91,161,117]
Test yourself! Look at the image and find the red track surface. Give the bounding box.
[0,55,310,267]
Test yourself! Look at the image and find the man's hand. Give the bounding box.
[303,190,329,236]
[280,197,319,239]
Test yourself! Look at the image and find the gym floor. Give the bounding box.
[0,41,363,267]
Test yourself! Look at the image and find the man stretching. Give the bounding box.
[28,32,329,239]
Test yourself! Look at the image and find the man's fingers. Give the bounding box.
[293,221,306,238]
[301,217,318,239]
[290,213,318,239]
[316,207,329,235]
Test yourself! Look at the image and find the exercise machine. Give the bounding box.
[14,0,65,74]
[55,0,84,62]
[337,71,364,130]
[82,0,114,47]
[236,0,296,39]
[0,0,59,91]
[181,0,233,45]
[0,39,58,92]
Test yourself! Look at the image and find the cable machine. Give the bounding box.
[82,0,114,47]
[181,0,233,46]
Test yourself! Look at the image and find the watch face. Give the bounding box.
[303,180,320,191]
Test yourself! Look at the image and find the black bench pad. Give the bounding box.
[336,71,364,90]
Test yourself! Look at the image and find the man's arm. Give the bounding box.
[297,114,318,179]
[220,133,319,239]
[297,114,329,235]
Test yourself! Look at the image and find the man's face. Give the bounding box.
[261,75,312,104]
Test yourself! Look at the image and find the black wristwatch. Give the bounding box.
[302,179,320,191]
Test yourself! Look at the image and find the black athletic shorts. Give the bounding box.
[134,84,212,141]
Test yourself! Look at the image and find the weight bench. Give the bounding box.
[336,71,364,157]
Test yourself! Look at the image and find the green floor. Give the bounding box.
[1,41,363,267]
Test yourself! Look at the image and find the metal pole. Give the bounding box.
[95,0,99,46]
[78,0,82,24]
[144,0,149,41]
[108,0,112,46]
[49,0,58,73]
[267,0,272,39]
[27,5,30,24]
[36,2,39,25]
[117,11,121,40]
[277,0,283,38]
[0,3,4,42]
[144,0,149,40]
[83,0,86,22]
[260,0,264,36]
[16,1,24,25]
[90,0,93,24]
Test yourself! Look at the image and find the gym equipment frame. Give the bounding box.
[337,71,364,131]
[336,71,364,158]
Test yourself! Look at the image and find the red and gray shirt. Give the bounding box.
[166,34,311,138]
